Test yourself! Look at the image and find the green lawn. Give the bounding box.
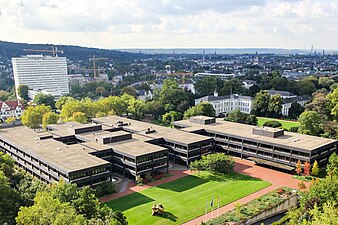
[105,171,270,225]
[257,117,300,130]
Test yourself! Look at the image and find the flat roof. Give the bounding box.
[0,127,110,174]
[93,116,212,145]
[108,139,167,157]
[173,118,338,151]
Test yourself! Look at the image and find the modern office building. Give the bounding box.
[0,115,214,185]
[12,55,69,99]
[195,92,253,116]
[173,116,338,170]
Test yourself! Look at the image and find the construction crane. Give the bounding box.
[23,46,64,57]
[89,55,108,79]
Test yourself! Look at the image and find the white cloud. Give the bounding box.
[0,0,337,49]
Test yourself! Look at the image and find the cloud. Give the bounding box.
[0,0,337,49]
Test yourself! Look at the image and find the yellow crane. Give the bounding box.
[23,46,64,57]
[89,55,108,79]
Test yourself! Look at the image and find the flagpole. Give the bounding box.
[217,195,220,218]
[211,196,214,220]
[205,200,208,222]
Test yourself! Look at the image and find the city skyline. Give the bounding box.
[1,0,338,49]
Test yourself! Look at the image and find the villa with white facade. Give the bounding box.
[195,92,253,116]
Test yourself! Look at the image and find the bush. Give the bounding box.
[95,180,116,198]
[289,126,299,132]
[190,153,234,174]
[263,120,282,128]
[135,175,143,186]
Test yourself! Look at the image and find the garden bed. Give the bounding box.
[204,187,295,225]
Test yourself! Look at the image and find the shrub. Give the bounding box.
[289,126,299,132]
[95,180,116,198]
[135,175,143,186]
[190,153,234,174]
[263,120,282,128]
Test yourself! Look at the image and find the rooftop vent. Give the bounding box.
[189,116,216,125]
[116,121,129,127]
[252,127,284,138]
[145,127,156,134]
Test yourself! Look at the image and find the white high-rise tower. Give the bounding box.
[12,55,69,99]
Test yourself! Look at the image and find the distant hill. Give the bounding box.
[0,41,148,63]
[119,48,310,55]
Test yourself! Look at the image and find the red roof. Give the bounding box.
[0,100,24,111]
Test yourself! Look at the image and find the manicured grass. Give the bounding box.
[257,117,300,130]
[105,171,270,225]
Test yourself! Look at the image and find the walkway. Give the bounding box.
[183,158,309,225]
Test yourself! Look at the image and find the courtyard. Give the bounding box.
[104,171,270,225]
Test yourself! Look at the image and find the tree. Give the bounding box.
[195,76,222,97]
[183,102,215,119]
[145,100,164,119]
[34,93,55,108]
[162,111,182,124]
[42,112,58,129]
[304,161,311,176]
[189,153,234,174]
[16,192,86,225]
[326,152,338,177]
[298,111,322,136]
[268,94,282,118]
[252,90,270,116]
[95,86,106,96]
[319,77,334,90]
[312,160,319,176]
[295,159,302,175]
[225,110,257,125]
[21,105,52,129]
[306,92,329,119]
[298,181,306,191]
[72,186,100,219]
[288,102,304,119]
[263,120,282,128]
[121,86,137,97]
[159,79,188,112]
[0,90,10,101]
[67,112,88,123]
[55,96,75,110]
[17,84,29,101]
[127,99,146,120]
[0,171,20,225]
[219,78,245,96]
[5,116,16,125]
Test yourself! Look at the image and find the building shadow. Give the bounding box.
[104,192,154,212]
[160,211,178,222]
[157,175,207,192]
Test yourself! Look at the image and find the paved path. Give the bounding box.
[183,158,309,225]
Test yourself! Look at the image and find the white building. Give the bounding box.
[265,90,297,99]
[194,72,235,80]
[137,90,153,101]
[12,55,69,99]
[0,100,25,121]
[195,92,253,116]
[281,96,311,116]
[242,80,257,89]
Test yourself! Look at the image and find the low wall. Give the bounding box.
[238,194,298,225]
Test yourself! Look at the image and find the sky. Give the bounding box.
[0,0,338,49]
